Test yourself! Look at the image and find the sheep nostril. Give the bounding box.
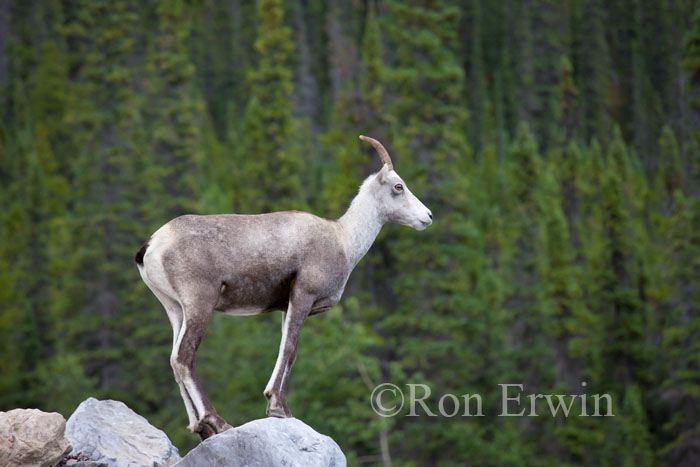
[428,212,433,220]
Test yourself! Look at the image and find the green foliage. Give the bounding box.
[239,0,306,213]
[574,0,610,144]
[1,0,698,464]
[684,5,700,111]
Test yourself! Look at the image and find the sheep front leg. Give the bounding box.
[279,311,298,417]
[280,344,298,417]
[264,295,311,418]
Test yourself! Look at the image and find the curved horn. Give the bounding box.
[359,135,393,171]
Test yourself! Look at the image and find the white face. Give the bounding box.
[376,166,433,230]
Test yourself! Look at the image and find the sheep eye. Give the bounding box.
[393,183,404,193]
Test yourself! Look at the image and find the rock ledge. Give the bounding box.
[175,417,346,467]
[66,398,180,467]
[0,408,72,467]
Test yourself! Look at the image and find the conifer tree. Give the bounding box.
[0,11,78,411]
[468,0,487,151]
[512,0,536,127]
[318,0,367,217]
[596,134,651,391]
[654,126,684,211]
[556,55,578,145]
[381,2,477,462]
[531,0,570,148]
[240,0,302,212]
[144,0,203,217]
[684,5,700,121]
[55,0,160,413]
[656,190,700,466]
[189,0,256,138]
[574,0,610,143]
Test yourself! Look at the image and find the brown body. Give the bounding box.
[136,136,432,440]
[157,213,348,317]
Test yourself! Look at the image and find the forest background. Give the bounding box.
[1,0,699,465]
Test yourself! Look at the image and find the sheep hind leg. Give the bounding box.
[150,287,200,430]
[172,301,231,440]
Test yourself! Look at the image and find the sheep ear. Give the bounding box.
[377,164,391,183]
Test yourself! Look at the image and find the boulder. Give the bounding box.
[0,408,72,467]
[66,398,180,467]
[175,417,346,467]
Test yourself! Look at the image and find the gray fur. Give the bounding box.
[136,162,432,440]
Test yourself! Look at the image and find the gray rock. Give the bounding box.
[66,398,181,467]
[66,462,107,467]
[0,408,72,467]
[175,417,346,467]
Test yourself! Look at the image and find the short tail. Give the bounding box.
[135,240,150,265]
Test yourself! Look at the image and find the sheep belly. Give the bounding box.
[217,306,269,316]
[213,275,292,315]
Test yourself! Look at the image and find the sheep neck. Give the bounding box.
[338,186,385,269]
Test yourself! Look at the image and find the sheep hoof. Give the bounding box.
[266,406,287,418]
